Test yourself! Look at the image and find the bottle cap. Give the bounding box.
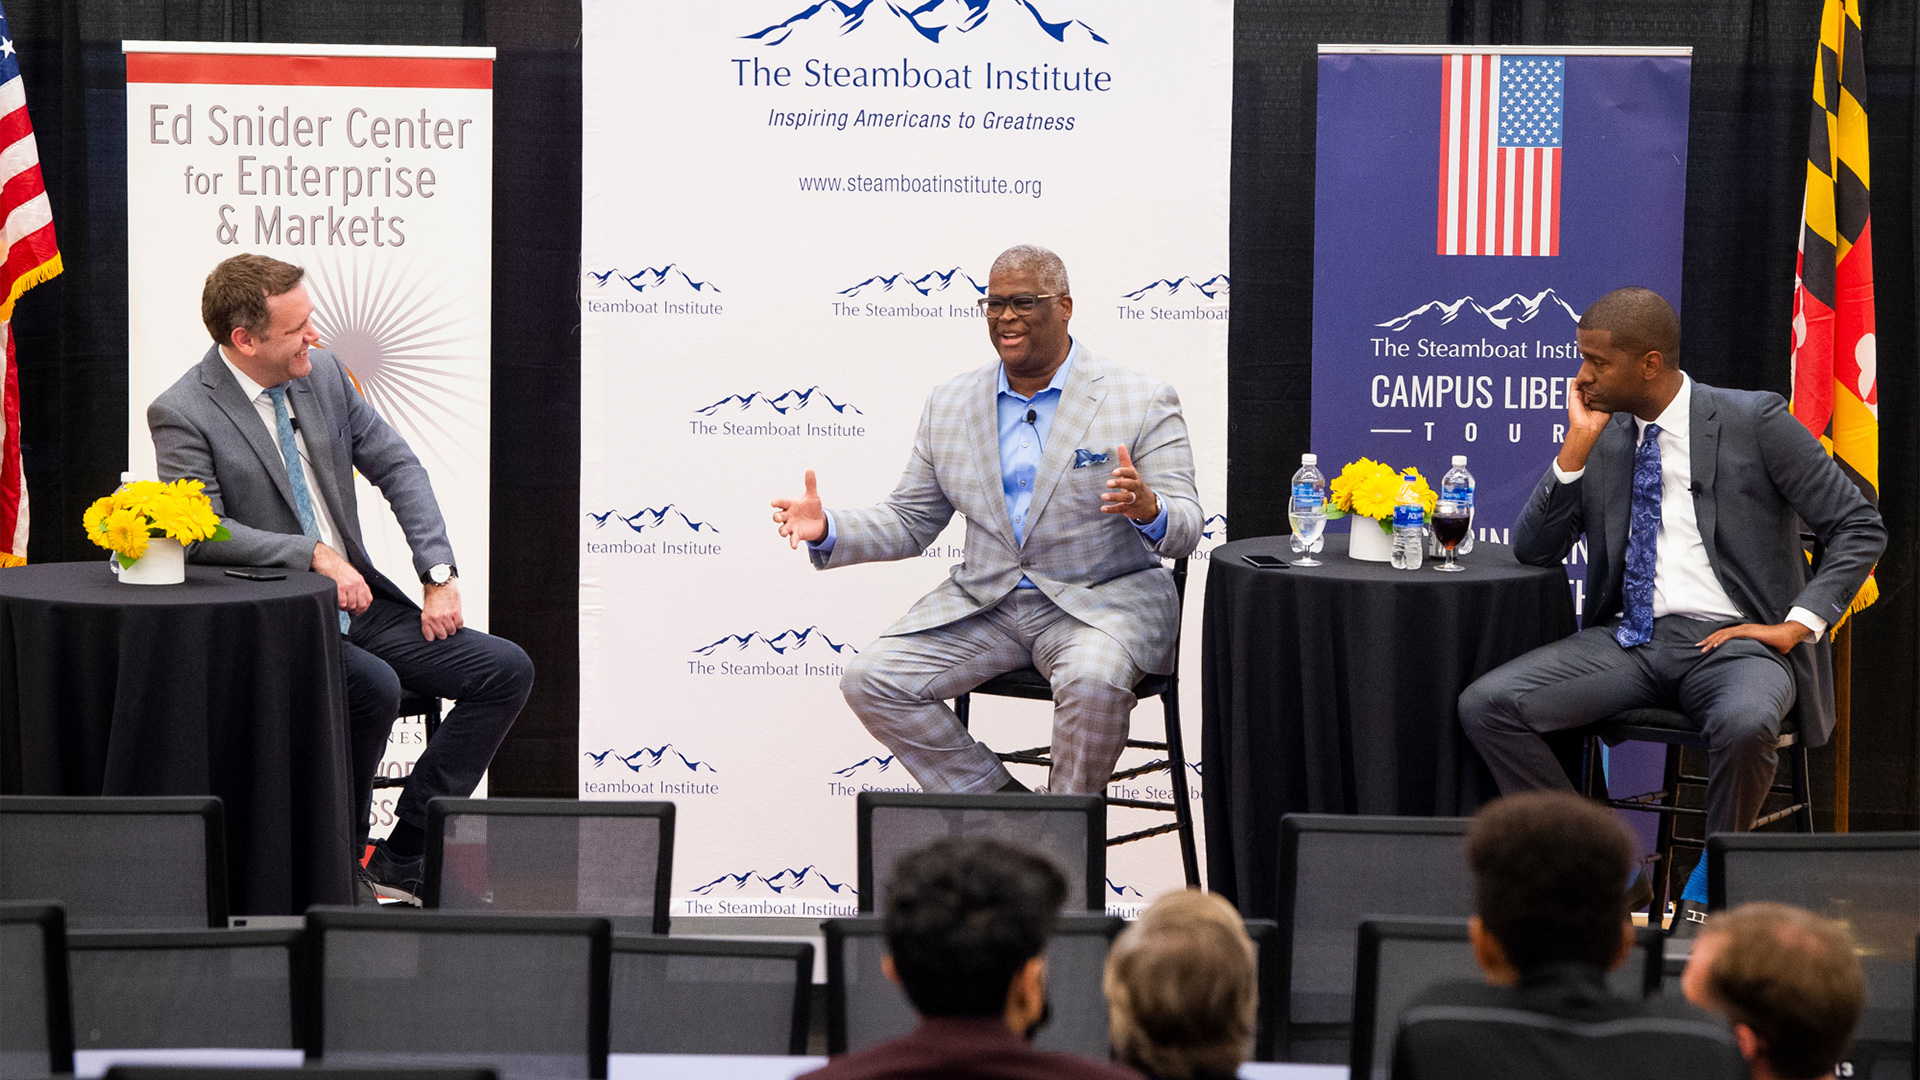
[1452,455,1467,466]
[1301,453,1317,465]
[121,471,138,483]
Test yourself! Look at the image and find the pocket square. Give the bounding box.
[1072,448,1111,469]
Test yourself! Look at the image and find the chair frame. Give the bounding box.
[952,557,1198,886]
[423,797,675,934]
[303,907,612,1079]
[1242,917,1280,1062]
[0,795,229,927]
[370,691,444,790]
[106,1069,497,1080]
[65,927,309,1050]
[854,791,1105,913]
[0,902,74,1077]
[1705,830,1920,909]
[608,935,814,1055]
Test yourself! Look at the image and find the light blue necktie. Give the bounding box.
[1616,423,1662,648]
[269,386,350,634]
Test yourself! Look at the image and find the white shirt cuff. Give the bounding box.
[1552,462,1586,484]
[1786,606,1827,643]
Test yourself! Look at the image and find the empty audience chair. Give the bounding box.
[1242,918,1280,1062]
[824,914,1123,1056]
[106,1069,495,1080]
[856,792,1103,913]
[1348,918,1664,1080]
[608,936,812,1055]
[1709,832,1920,1079]
[65,928,303,1052]
[305,907,611,1080]
[1274,814,1475,1062]
[426,798,673,934]
[0,903,73,1080]
[0,797,226,929]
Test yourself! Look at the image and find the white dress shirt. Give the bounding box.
[1554,374,1827,640]
[219,351,341,551]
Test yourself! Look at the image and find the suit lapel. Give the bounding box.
[1601,413,1635,573]
[1691,383,1721,566]
[199,347,300,514]
[962,365,1013,548]
[1022,354,1106,545]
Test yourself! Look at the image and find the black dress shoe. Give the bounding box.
[365,840,426,906]
[1668,899,1710,938]
[354,864,381,906]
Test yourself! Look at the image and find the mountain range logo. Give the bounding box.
[1201,513,1228,541]
[584,746,719,773]
[1375,289,1580,332]
[744,0,1107,46]
[833,754,898,777]
[691,865,858,896]
[586,505,721,535]
[696,387,863,417]
[1106,878,1144,898]
[839,268,986,298]
[1124,274,1230,302]
[586,265,721,295]
[693,626,861,657]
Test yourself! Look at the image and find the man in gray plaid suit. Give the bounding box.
[773,245,1201,794]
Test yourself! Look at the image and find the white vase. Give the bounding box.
[116,536,186,585]
[1347,519,1394,562]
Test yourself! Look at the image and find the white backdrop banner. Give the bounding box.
[124,43,496,830]
[581,1,1231,918]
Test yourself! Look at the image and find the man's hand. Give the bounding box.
[1101,444,1160,523]
[1697,621,1812,656]
[310,542,372,615]
[1557,380,1613,474]
[772,470,827,549]
[421,577,464,642]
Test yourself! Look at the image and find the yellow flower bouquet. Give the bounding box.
[84,479,230,569]
[1327,458,1436,534]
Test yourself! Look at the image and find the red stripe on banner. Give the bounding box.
[1495,148,1508,256]
[1476,56,1493,255]
[126,52,493,89]
[1,325,21,558]
[0,105,33,151]
[1548,148,1562,255]
[1437,55,1453,255]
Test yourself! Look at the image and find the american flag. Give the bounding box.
[0,2,63,566]
[1438,54,1564,257]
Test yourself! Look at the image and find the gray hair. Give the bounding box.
[990,245,1070,294]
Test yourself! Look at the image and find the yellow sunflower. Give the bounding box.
[101,508,151,560]
[83,496,116,546]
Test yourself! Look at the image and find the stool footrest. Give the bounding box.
[1752,802,1810,829]
[1110,759,1175,783]
[1107,797,1177,812]
[1108,821,1183,846]
[996,752,1053,767]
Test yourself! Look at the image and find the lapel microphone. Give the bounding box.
[1024,408,1037,426]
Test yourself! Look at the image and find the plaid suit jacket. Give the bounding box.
[812,349,1201,674]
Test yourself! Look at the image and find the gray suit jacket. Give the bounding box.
[148,345,453,609]
[812,349,1201,674]
[1514,380,1885,745]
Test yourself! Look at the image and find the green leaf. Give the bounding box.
[116,552,136,570]
[1324,507,1349,520]
[209,524,232,541]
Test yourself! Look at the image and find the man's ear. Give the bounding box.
[881,955,900,987]
[1733,1023,1765,1065]
[1641,349,1668,378]
[1468,916,1519,986]
[228,324,256,356]
[1607,921,1635,972]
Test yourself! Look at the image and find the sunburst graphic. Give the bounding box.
[304,258,483,456]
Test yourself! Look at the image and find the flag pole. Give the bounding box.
[1833,620,1850,832]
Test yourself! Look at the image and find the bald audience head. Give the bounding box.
[1578,286,1681,367]
[1105,889,1258,1079]
[1684,902,1866,1080]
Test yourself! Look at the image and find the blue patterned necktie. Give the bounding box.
[1616,422,1662,648]
[269,386,350,633]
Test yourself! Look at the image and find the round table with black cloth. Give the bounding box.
[0,562,355,914]
[1200,533,1577,918]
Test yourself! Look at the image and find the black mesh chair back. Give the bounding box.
[106,1069,495,1080]
[66,929,303,1051]
[856,792,1103,913]
[608,936,812,1055]
[1350,918,1664,1080]
[306,907,611,1080]
[1710,832,1920,1073]
[0,904,73,1079]
[1277,814,1475,1062]
[425,799,673,934]
[0,797,226,929]
[825,914,1124,1056]
[1243,918,1280,1061]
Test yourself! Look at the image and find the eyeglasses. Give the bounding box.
[976,293,1062,318]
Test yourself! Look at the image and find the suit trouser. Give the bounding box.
[839,588,1144,795]
[1458,615,1796,838]
[341,596,535,846]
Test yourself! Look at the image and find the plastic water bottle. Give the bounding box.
[1390,470,1425,570]
[1432,456,1474,571]
[1288,453,1327,566]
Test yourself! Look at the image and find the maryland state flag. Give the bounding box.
[1789,0,1879,619]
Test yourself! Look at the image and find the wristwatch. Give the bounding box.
[421,563,457,586]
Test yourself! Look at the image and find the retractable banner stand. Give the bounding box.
[124,44,496,832]
[582,2,1231,917]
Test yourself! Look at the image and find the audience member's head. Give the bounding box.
[1683,902,1866,1080]
[1466,792,1637,981]
[883,837,1068,1030]
[1104,889,1257,1080]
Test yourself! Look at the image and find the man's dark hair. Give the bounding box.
[202,253,305,345]
[1706,903,1865,1079]
[1467,792,1635,972]
[884,837,1067,1017]
[1578,286,1681,366]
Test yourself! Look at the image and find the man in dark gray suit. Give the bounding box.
[1458,288,1883,931]
[149,254,533,904]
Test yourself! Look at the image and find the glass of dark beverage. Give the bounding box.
[1432,511,1471,572]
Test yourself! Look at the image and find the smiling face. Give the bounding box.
[231,284,320,387]
[1573,327,1663,418]
[985,265,1073,384]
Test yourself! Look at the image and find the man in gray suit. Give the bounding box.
[772,245,1201,795]
[1458,288,1883,929]
[149,254,533,903]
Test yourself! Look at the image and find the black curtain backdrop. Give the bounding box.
[12,1,1916,824]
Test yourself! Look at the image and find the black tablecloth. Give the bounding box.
[1200,533,1577,917]
[0,562,355,914]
